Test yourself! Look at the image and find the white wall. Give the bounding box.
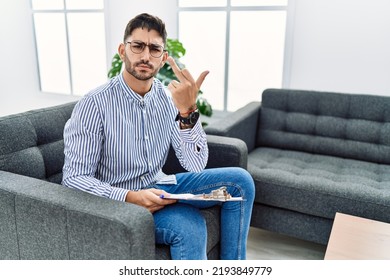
[285,0,390,96]
[0,0,80,117]
[2,0,390,117]
[0,0,177,117]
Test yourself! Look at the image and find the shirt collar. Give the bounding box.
[118,72,156,103]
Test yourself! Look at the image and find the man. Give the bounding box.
[62,13,254,260]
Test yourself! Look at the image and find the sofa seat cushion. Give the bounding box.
[249,147,390,222]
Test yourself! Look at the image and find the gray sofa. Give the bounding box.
[205,88,390,245]
[0,102,247,259]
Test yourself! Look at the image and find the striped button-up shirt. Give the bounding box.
[62,73,208,201]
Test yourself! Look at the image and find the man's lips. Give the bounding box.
[136,63,152,70]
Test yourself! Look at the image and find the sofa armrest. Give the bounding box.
[206,135,248,169]
[204,102,261,152]
[162,135,248,174]
[0,171,155,260]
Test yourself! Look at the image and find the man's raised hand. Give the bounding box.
[166,56,209,114]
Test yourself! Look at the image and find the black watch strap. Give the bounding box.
[175,110,200,125]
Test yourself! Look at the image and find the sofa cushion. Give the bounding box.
[249,147,390,222]
[257,89,390,164]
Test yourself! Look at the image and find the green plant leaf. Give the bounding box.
[107,53,123,78]
[197,96,212,117]
[166,39,186,58]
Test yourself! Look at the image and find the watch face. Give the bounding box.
[189,111,200,124]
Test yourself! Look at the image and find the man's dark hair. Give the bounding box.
[123,13,167,45]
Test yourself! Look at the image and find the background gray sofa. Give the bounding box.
[205,88,390,245]
[0,102,247,260]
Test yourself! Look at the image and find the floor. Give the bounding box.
[246,227,327,260]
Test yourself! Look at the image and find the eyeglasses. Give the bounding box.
[125,40,166,58]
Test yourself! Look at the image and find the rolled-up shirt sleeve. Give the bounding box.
[172,119,209,173]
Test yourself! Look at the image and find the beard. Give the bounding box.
[124,55,159,81]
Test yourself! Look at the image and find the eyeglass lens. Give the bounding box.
[128,41,164,58]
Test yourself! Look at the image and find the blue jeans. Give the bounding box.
[152,167,255,260]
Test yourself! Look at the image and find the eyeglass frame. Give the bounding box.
[125,40,166,58]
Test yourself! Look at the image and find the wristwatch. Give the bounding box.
[175,109,200,125]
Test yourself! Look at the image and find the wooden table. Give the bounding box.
[325,212,390,259]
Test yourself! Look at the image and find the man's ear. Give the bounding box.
[161,51,168,66]
[118,43,126,61]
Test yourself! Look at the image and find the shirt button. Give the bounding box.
[145,135,149,140]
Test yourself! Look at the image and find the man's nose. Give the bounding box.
[140,46,151,60]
